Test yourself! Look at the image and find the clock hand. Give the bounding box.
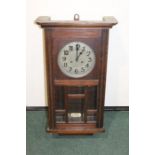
[76,44,80,61]
[76,49,78,61]
[77,49,84,61]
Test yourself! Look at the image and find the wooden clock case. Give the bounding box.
[36,15,117,135]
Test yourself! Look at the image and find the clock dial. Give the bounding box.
[58,42,96,78]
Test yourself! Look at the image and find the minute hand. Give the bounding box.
[76,49,78,61]
[75,44,80,61]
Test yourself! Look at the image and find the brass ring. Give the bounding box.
[74,14,80,21]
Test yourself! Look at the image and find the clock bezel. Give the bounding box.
[57,41,96,78]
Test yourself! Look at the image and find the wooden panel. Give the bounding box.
[87,109,97,114]
[55,109,66,113]
[56,123,96,129]
[51,28,101,38]
[54,80,99,86]
[67,94,85,99]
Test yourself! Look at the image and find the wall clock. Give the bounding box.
[36,14,117,135]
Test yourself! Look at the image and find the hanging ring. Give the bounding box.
[74,14,80,21]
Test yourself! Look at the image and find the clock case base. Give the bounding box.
[47,127,105,135]
[47,111,105,135]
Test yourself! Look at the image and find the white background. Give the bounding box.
[0,0,155,155]
[27,0,129,107]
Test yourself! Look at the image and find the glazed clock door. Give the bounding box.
[56,41,97,123]
[50,28,102,126]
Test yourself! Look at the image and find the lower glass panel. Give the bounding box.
[87,114,96,123]
[55,85,97,123]
[55,110,97,123]
[68,112,83,122]
[56,113,65,123]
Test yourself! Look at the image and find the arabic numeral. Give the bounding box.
[64,50,69,55]
[75,69,78,74]
[69,46,73,51]
[86,63,89,68]
[88,57,92,62]
[76,44,80,51]
[86,51,90,56]
[62,57,66,61]
[64,63,67,67]
[69,67,72,72]
[82,46,86,52]
[81,67,85,72]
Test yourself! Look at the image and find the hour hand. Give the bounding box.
[77,48,85,61]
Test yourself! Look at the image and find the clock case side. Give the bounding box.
[43,29,56,129]
[97,29,109,128]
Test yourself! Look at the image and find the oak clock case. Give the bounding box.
[36,15,117,135]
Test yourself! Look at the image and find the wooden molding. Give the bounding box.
[35,16,118,28]
[26,106,129,111]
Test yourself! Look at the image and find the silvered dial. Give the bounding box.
[58,41,96,78]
